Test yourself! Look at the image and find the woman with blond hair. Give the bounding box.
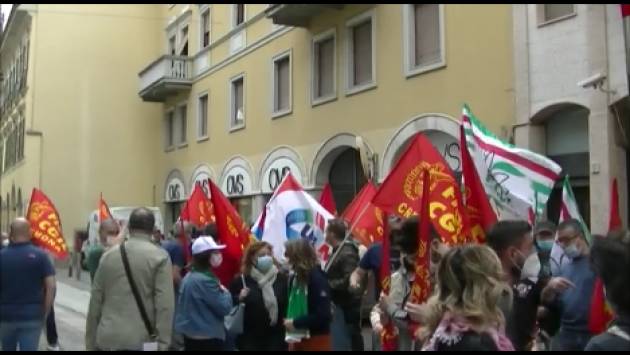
[419,244,515,351]
[229,241,288,351]
[282,238,332,351]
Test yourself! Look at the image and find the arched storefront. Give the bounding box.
[382,113,461,183]
[220,156,256,226]
[190,164,216,198]
[164,169,187,232]
[311,133,372,214]
[259,146,307,205]
[531,103,590,225]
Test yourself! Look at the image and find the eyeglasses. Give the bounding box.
[556,233,579,246]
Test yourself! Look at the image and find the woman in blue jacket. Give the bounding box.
[175,236,234,351]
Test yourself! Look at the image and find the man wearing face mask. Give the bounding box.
[86,219,121,283]
[541,219,596,351]
[0,232,9,249]
[486,220,542,351]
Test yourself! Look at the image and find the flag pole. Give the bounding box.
[324,195,373,272]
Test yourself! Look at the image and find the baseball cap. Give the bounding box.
[191,236,226,255]
[534,221,556,236]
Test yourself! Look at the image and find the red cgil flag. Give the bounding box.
[181,182,216,229]
[98,193,113,223]
[460,124,497,243]
[208,179,254,287]
[379,212,399,351]
[372,133,470,245]
[26,188,68,259]
[318,183,338,216]
[588,178,619,334]
[341,181,385,247]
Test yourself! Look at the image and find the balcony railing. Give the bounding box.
[138,55,193,102]
[265,4,344,27]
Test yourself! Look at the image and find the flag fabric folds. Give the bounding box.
[559,175,591,243]
[318,183,338,216]
[209,179,254,286]
[252,173,334,265]
[461,105,562,220]
[98,193,113,223]
[26,188,68,259]
[341,181,385,247]
[372,133,469,245]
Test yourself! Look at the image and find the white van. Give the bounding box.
[85,206,164,248]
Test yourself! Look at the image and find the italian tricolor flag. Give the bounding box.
[558,175,591,244]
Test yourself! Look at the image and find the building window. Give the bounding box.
[404,4,444,77]
[165,111,175,149]
[200,7,210,48]
[272,50,292,117]
[179,25,189,56]
[178,105,187,145]
[168,35,176,55]
[312,29,336,105]
[229,74,245,131]
[540,4,575,24]
[234,4,245,27]
[346,10,376,94]
[198,93,209,140]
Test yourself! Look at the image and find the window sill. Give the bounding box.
[177,142,188,149]
[345,82,377,97]
[271,108,292,120]
[405,61,446,79]
[197,135,209,143]
[538,12,577,28]
[311,94,338,108]
[229,124,245,133]
[165,146,175,153]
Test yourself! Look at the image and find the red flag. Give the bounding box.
[26,188,68,259]
[181,183,215,228]
[622,4,630,17]
[378,213,399,351]
[341,182,385,247]
[372,133,470,245]
[208,179,253,286]
[460,124,497,243]
[588,179,619,334]
[98,193,113,223]
[318,183,337,216]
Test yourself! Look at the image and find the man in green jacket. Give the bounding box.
[86,219,121,282]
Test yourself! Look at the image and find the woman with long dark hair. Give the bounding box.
[282,238,332,351]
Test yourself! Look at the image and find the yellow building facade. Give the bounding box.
[139,4,515,232]
[0,5,163,239]
[0,4,516,243]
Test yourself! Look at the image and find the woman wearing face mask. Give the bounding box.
[229,241,289,351]
[174,236,233,351]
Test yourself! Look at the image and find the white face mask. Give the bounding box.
[210,252,223,268]
[1,239,8,247]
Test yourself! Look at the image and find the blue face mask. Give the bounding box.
[537,240,554,252]
[563,243,581,259]
[256,255,274,273]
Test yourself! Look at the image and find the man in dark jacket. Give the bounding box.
[324,218,363,351]
[585,230,630,351]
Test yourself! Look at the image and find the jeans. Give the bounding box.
[0,320,44,351]
[46,306,59,345]
[551,329,592,351]
[331,302,364,351]
[183,337,224,351]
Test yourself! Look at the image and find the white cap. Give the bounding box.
[191,236,225,255]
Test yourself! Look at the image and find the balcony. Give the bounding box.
[265,4,344,27]
[138,55,193,102]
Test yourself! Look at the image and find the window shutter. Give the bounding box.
[414,4,441,67]
[353,20,372,86]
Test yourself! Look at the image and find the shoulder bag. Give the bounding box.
[224,274,247,337]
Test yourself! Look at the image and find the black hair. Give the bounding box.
[326,218,347,241]
[128,207,155,234]
[557,219,586,240]
[486,220,532,255]
[590,231,630,316]
[395,216,439,254]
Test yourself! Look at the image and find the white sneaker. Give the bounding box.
[47,344,61,351]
